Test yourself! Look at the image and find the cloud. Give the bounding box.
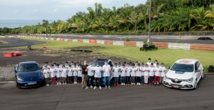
[33,9,39,13]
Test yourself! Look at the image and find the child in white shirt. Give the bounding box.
[135,63,141,85]
[86,63,94,88]
[77,64,82,84]
[160,63,166,84]
[103,62,111,89]
[72,63,78,84]
[67,65,73,84]
[61,65,67,84]
[126,63,131,85]
[50,64,56,85]
[120,64,126,85]
[93,65,102,89]
[130,64,136,85]
[43,66,50,86]
[113,63,119,87]
[56,64,62,85]
[149,63,155,86]
[140,63,145,84]
[154,63,161,85]
[144,64,150,84]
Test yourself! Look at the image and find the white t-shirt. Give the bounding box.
[113,66,119,77]
[94,66,102,78]
[87,65,94,76]
[160,66,166,77]
[72,66,78,76]
[126,66,131,76]
[56,67,62,78]
[43,69,50,78]
[144,66,150,76]
[135,66,141,77]
[50,67,56,78]
[155,66,162,76]
[120,67,126,77]
[130,67,136,76]
[77,66,82,77]
[68,67,73,76]
[118,65,122,76]
[103,64,111,77]
[140,66,144,76]
[61,67,67,78]
[149,67,155,76]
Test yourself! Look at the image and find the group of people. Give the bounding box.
[42,58,167,90]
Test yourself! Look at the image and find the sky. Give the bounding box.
[0,0,147,21]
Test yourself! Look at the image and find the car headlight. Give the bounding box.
[186,78,193,83]
[17,76,23,81]
[40,74,45,79]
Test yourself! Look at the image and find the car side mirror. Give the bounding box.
[14,64,18,73]
[196,70,200,72]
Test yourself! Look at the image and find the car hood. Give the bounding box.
[17,70,43,81]
[166,70,194,80]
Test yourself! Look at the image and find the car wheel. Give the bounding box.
[194,79,197,89]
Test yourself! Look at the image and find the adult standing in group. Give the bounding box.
[81,61,88,89]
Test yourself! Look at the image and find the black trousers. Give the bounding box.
[126,76,131,84]
[149,76,154,84]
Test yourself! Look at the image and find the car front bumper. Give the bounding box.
[163,79,194,89]
[16,80,45,88]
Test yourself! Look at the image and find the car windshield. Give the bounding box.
[18,63,40,72]
[92,61,105,67]
[170,63,194,72]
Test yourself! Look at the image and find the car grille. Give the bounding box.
[169,78,182,83]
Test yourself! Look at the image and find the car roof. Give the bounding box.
[19,61,38,65]
[175,59,198,65]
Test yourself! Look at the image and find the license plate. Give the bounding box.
[173,85,180,88]
[28,82,37,85]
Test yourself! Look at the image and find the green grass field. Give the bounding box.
[19,38,214,72]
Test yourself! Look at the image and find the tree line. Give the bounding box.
[1,0,214,35]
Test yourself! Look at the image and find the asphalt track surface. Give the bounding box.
[31,34,214,44]
[0,38,45,48]
[0,75,214,110]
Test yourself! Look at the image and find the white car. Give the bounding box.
[163,59,204,89]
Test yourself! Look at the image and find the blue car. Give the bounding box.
[14,61,45,88]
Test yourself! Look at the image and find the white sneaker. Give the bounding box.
[90,85,93,88]
[85,86,89,89]
[94,87,97,89]
[74,82,77,84]
[46,84,49,86]
[108,86,111,89]
[99,86,102,89]
[105,86,107,89]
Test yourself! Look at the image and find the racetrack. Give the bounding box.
[0,38,45,48]
[0,75,213,110]
[31,34,214,44]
